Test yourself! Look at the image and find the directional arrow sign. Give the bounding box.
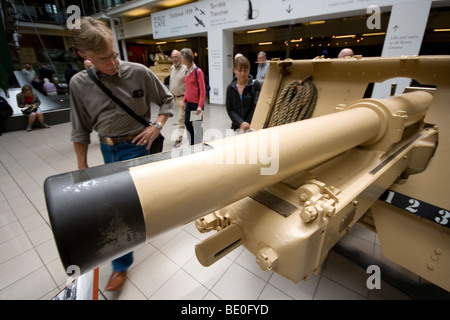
[286,4,293,13]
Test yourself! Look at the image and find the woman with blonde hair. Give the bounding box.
[16,85,50,131]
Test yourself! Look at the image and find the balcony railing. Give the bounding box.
[14,0,135,25]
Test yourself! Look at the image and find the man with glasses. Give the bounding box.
[69,17,174,291]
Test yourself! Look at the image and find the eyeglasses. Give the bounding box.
[88,52,119,64]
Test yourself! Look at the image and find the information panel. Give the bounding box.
[151,0,408,39]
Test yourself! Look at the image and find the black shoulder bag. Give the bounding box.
[87,68,164,154]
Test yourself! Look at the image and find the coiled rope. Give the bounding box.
[270,76,317,126]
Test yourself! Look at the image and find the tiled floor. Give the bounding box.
[0,103,441,300]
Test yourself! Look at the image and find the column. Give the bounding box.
[109,17,122,60]
[207,29,234,105]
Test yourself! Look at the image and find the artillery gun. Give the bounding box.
[149,46,172,83]
[44,55,450,293]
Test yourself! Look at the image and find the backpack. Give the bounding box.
[0,97,13,119]
[195,67,210,96]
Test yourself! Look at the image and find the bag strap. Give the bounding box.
[87,68,150,127]
[194,67,201,84]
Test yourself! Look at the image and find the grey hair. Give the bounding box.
[180,48,194,63]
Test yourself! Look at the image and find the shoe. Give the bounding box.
[26,125,32,132]
[41,123,50,128]
[105,271,127,291]
[174,136,182,147]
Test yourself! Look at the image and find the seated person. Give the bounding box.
[43,78,58,96]
[16,85,50,131]
[31,76,46,95]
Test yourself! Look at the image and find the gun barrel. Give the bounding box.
[45,91,432,274]
[137,107,381,235]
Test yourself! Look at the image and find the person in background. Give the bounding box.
[255,51,269,82]
[69,17,174,291]
[31,76,46,95]
[43,78,58,96]
[16,85,50,131]
[338,48,354,58]
[83,59,93,69]
[0,96,13,136]
[169,49,187,147]
[180,48,206,145]
[226,55,261,133]
[22,63,36,83]
[65,64,78,85]
[38,63,54,82]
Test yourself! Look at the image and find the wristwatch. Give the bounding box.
[153,122,163,130]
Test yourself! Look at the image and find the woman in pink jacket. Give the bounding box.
[180,48,206,145]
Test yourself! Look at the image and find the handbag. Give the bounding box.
[22,105,38,115]
[87,68,164,154]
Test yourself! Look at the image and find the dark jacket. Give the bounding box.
[38,67,53,82]
[65,68,77,84]
[226,75,261,130]
[0,97,13,119]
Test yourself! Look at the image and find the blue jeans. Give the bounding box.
[100,137,150,272]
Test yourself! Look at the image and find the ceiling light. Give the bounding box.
[309,20,325,25]
[156,41,167,45]
[434,28,450,32]
[334,35,356,39]
[247,29,267,34]
[158,0,193,8]
[362,32,386,36]
[126,8,151,17]
[258,42,272,46]
[175,39,188,42]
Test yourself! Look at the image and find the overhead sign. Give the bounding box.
[151,0,411,39]
[381,0,431,56]
[371,0,431,98]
